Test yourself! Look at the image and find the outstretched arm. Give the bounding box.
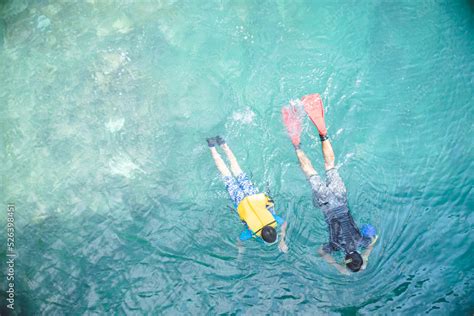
[361,235,378,270]
[318,247,350,275]
[278,221,288,253]
[236,238,245,258]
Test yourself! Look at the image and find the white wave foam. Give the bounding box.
[232,107,256,125]
[105,118,125,132]
[109,155,142,178]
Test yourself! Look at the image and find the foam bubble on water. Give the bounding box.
[336,128,344,136]
[235,25,254,43]
[105,118,125,132]
[337,152,355,169]
[109,155,142,178]
[232,107,256,125]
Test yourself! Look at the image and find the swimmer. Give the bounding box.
[207,136,288,253]
[282,94,378,274]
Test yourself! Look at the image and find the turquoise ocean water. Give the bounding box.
[0,0,473,314]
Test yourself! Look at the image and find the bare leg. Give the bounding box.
[297,148,332,208]
[321,139,335,170]
[221,144,243,177]
[209,147,232,177]
[295,148,318,178]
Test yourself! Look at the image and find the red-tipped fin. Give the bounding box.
[281,106,302,147]
[301,93,327,136]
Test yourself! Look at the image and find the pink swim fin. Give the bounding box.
[282,105,302,147]
[301,93,327,137]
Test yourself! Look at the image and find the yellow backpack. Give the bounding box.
[237,193,277,237]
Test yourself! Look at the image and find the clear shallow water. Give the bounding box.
[0,0,473,314]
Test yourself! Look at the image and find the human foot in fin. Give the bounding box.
[206,137,218,147]
[282,103,303,148]
[301,94,328,140]
[215,136,226,146]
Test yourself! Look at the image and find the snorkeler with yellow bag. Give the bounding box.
[207,136,288,252]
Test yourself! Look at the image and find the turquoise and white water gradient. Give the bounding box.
[0,0,473,314]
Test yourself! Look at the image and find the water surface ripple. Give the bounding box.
[0,0,473,314]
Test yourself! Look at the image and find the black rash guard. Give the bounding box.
[322,205,371,254]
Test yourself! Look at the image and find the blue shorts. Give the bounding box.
[223,173,259,206]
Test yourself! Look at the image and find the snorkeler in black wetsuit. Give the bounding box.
[282,94,378,274]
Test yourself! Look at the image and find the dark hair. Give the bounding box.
[261,226,277,243]
[345,251,363,272]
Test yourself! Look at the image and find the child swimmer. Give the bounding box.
[207,136,288,252]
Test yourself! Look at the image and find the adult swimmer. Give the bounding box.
[282,94,378,274]
[206,136,289,252]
